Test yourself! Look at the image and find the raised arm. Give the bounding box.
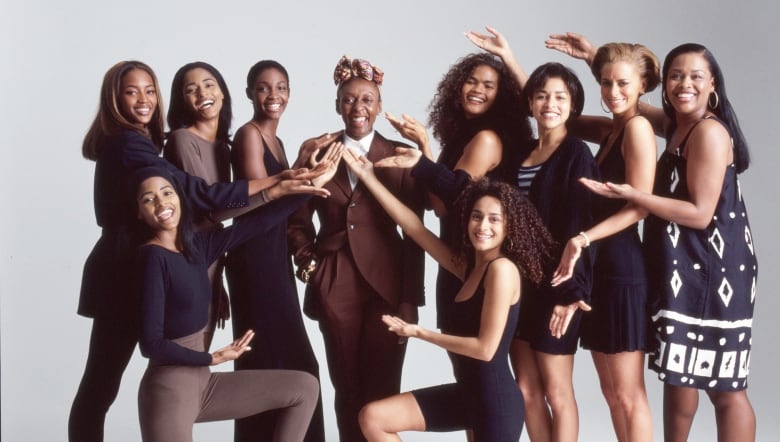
[581,119,730,229]
[553,116,656,284]
[383,258,520,361]
[545,32,597,66]
[342,148,465,278]
[466,26,528,88]
[385,112,434,160]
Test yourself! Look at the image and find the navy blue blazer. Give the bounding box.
[78,129,249,319]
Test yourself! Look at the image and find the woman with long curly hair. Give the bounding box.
[388,49,531,343]
[344,144,554,440]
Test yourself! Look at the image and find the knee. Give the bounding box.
[544,384,575,410]
[300,372,320,402]
[358,401,384,436]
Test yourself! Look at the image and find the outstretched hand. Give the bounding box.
[341,147,375,182]
[551,236,584,286]
[385,112,430,152]
[549,301,591,339]
[579,177,636,200]
[382,314,420,338]
[268,143,343,199]
[293,131,344,168]
[210,329,254,365]
[374,146,423,169]
[545,32,597,65]
[465,26,513,61]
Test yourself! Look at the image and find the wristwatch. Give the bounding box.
[297,258,318,284]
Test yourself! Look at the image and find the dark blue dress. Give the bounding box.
[644,118,757,391]
[580,128,649,353]
[225,135,324,441]
[414,261,524,441]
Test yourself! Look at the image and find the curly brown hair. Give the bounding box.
[453,179,555,285]
[428,53,531,169]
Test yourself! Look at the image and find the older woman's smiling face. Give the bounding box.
[336,77,382,140]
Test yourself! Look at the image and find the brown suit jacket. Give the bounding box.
[288,131,425,320]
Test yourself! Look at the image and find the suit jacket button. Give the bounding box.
[349,202,356,208]
[349,224,355,230]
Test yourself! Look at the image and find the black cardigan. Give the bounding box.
[411,134,599,304]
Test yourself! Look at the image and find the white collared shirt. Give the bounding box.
[343,131,374,189]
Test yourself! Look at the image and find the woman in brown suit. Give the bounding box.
[288,55,425,442]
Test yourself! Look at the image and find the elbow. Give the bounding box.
[474,345,498,362]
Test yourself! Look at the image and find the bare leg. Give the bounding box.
[663,384,698,442]
[705,389,755,442]
[593,351,653,442]
[359,392,425,441]
[536,352,577,442]
[511,339,551,442]
[591,352,627,441]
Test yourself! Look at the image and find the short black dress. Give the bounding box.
[414,261,524,441]
[644,117,757,391]
[580,128,649,353]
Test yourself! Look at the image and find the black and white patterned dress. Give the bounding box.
[644,118,757,391]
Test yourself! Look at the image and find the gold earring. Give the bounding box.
[708,91,720,110]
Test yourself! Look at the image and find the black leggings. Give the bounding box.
[68,315,137,442]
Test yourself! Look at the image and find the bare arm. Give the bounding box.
[466,26,528,88]
[545,32,597,66]
[383,259,520,361]
[342,149,465,278]
[581,119,731,229]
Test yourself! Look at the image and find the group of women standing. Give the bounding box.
[68,25,757,442]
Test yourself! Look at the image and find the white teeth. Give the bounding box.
[467,96,485,103]
[351,117,367,123]
[676,93,695,99]
[157,208,173,221]
[136,107,151,114]
[198,100,214,110]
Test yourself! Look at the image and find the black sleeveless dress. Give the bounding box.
[580,127,649,353]
[225,135,324,440]
[414,261,524,441]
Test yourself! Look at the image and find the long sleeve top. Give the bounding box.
[137,195,307,366]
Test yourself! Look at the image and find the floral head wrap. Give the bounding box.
[333,55,384,87]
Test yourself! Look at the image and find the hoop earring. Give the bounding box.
[600,98,611,113]
[504,237,514,250]
[662,90,670,106]
[708,91,720,110]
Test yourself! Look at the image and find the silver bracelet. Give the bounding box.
[578,231,591,248]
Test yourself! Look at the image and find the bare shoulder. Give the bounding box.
[485,257,521,282]
[624,114,654,135]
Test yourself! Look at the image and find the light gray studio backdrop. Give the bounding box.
[2,0,778,440]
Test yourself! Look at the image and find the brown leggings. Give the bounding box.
[138,329,319,442]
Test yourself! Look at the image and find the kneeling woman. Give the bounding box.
[132,152,339,442]
[342,150,554,441]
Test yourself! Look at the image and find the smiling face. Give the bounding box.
[529,77,572,132]
[468,195,506,253]
[248,67,289,121]
[182,67,224,123]
[460,64,499,119]
[665,52,715,117]
[599,61,645,117]
[137,176,181,232]
[336,77,381,139]
[119,68,158,126]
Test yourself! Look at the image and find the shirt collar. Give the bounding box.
[343,131,375,156]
